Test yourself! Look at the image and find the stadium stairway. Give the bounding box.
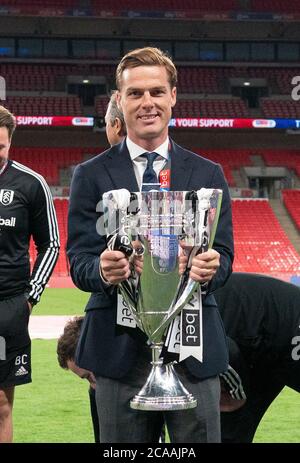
[294,176,300,189]
[250,154,265,167]
[269,199,300,253]
[231,169,245,188]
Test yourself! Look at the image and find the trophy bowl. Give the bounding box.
[102,189,222,410]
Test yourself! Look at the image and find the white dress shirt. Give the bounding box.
[126,137,169,191]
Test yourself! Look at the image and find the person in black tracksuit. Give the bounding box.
[0,106,60,442]
[214,272,300,443]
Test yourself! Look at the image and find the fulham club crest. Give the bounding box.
[0,189,14,206]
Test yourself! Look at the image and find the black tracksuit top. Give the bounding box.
[0,159,60,305]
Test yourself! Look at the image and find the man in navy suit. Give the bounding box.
[67,47,234,443]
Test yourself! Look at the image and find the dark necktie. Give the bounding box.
[141,152,160,191]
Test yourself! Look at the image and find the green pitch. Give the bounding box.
[254,387,300,443]
[34,287,90,315]
[14,340,94,443]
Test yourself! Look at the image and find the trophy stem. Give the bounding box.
[130,343,197,411]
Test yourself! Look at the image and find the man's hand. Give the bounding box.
[100,249,131,285]
[178,242,220,284]
[132,255,143,276]
[27,301,32,314]
[87,371,97,390]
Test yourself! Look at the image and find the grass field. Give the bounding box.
[12,287,300,443]
[35,287,89,315]
[14,340,94,443]
[254,387,300,443]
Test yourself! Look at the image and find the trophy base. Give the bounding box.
[130,361,197,411]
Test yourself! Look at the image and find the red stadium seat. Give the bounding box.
[232,199,300,275]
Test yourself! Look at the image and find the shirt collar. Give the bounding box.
[126,137,169,161]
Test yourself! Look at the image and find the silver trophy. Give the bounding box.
[102,189,222,410]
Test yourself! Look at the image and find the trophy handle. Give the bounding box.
[207,191,223,249]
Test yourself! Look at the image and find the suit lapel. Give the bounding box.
[103,139,193,192]
[170,140,193,191]
[103,139,139,192]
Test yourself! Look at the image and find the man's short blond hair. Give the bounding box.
[116,47,177,90]
[0,105,16,140]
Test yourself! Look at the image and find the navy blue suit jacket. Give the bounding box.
[67,139,234,379]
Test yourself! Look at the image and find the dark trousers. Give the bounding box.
[89,387,100,443]
[221,374,285,443]
[95,351,221,443]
